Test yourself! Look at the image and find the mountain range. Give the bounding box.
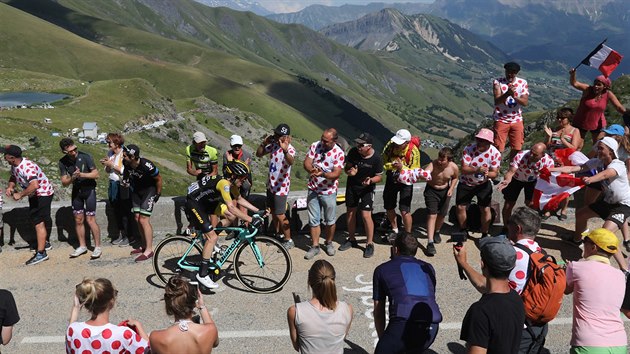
[268,0,630,77]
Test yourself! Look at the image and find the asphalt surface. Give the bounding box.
[1,212,629,354]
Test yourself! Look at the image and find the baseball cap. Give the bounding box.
[479,236,516,273]
[230,135,243,146]
[390,129,411,145]
[274,123,290,136]
[603,124,625,136]
[475,128,494,143]
[599,136,619,159]
[586,228,618,254]
[504,62,521,72]
[192,131,207,143]
[124,144,140,159]
[354,132,373,145]
[1,145,22,158]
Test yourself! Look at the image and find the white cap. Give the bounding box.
[391,129,411,145]
[193,131,207,143]
[599,136,619,159]
[230,135,243,146]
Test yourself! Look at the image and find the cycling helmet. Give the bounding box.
[225,160,250,178]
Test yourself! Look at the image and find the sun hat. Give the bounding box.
[230,135,243,146]
[391,129,411,145]
[479,236,517,273]
[475,128,494,143]
[599,136,619,159]
[193,132,207,143]
[586,228,618,254]
[603,124,624,136]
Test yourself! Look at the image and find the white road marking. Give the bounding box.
[19,317,628,344]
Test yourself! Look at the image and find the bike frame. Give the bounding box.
[176,226,264,273]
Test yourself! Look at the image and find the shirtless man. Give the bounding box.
[423,147,459,256]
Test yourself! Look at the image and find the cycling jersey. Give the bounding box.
[187,175,239,203]
[186,145,218,175]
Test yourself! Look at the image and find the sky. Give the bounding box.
[258,0,434,14]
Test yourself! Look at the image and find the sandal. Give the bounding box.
[558,214,568,221]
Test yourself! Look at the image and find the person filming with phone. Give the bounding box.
[372,233,442,353]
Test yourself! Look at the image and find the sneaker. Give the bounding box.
[426,243,437,256]
[386,231,399,244]
[338,239,358,251]
[325,242,336,256]
[304,245,321,260]
[624,240,630,253]
[26,252,49,266]
[134,252,154,262]
[363,243,375,258]
[116,238,130,246]
[196,273,219,289]
[281,239,294,250]
[433,232,442,244]
[91,247,102,259]
[45,241,52,251]
[69,246,88,258]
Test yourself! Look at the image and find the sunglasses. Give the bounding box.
[357,143,371,148]
[64,147,78,154]
[232,145,242,149]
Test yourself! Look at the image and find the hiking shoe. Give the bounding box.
[363,243,375,258]
[45,241,52,251]
[433,232,442,244]
[325,242,336,256]
[116,238,129,246]
[281,239,294,250]
[304,245,320,260]
[624,240,630,253]
[426,243,437,256]
[69,246,88,258]
[91,247,102,259]
[196,273,219,289]
[338,238,358,251]
[26,252,49,266]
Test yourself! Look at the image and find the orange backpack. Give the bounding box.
[514,244,566,325]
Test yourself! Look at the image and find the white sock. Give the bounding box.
[392,228,399,234]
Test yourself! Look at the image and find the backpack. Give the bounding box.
[514,243,566,325]
[404,136,421,165]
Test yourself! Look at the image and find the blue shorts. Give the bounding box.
[307,191,337,227]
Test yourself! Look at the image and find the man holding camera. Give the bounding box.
[454,207,548,353]
[256,123,296,249]
[372,233,442,353]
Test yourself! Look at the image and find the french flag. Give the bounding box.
[581,42,623,77]
[532,167,585,212]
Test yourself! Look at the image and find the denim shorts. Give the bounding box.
[307,190,337,227]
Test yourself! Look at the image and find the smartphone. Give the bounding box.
[451,231,467,244]
[292,292,301,304]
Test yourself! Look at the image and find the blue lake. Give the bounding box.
[0,92,69,107]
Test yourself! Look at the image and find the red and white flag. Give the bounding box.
[581,43,623,77]
[532,167,585,212]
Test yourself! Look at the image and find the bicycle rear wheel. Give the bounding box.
[153,235,203,285]
[234,235,292,293]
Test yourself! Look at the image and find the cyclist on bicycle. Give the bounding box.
[186,160,265,289]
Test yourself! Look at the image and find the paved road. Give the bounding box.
[2,215,629,353]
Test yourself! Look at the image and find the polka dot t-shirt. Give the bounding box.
[11,158,54,196]
[493,76,529,124]
[460,144,501,186]
[306,142,345,195]
[508,239,542,294]
[397,168,432,185]
[510,150,555,182]
[264,142,296,196]
[66,322,148,354]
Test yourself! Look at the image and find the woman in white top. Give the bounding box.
[288,260,353,354]
[66,278,149,353]
[149,275,219,354]
[100,133,131,246]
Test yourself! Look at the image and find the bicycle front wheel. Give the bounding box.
[153,235,203,285]
[234,235,292,293]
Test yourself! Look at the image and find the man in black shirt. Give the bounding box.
[59,138,102,260]
[339,133,383,258]
[122,144,162,262]
[457,237,525,353]
[0,289,19,346]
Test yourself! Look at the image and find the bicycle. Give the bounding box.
[152,222,293,294]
